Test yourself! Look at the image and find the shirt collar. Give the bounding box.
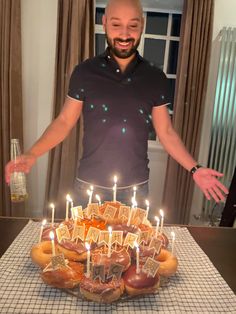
[101,47,143,74]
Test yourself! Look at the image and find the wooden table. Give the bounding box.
[0,216,235,294]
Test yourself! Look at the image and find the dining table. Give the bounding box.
[0,216,236,313]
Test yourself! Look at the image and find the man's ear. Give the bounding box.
[102,15,106,31]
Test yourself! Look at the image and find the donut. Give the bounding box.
[110,224,140,237]
[155,248,178,277]
[41,261,84,289]
[30,241,57,268]
[123,264,160,296]
[80,276,124,303]
[98,201,123,224]
[57,240,96,262]
[91,246,131,272]
[156,233,169,249]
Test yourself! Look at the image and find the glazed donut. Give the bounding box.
[41,261,84,289]
[92,247,131,272]
[57,240,96,262]
[98,201,123,224]
[110,224,140,237]
[80,276,124,303]
[30,241,57,269]
[123,265,160,296]
[155,248,178,277]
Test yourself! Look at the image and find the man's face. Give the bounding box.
[102,1,144,59]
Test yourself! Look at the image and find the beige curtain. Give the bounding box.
[44,0,94,218]
[162,0,214,224]
[0,0,24,216]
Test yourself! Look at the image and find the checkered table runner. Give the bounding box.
[0,221,235,313]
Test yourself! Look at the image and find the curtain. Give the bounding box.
[0,0,24,216]
[162,0,214,224]
[44,0,94,218]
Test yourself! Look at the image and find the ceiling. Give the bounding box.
[96,0,184,12]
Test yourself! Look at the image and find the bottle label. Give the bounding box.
[10,172,27,201]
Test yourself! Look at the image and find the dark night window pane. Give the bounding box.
[167,41,179,74]
[146,12,168,35]
[96,8,105,24]
[144,38,166,70]
[95,34,105,56]
[171,14,181,36]
[168,79,175,111]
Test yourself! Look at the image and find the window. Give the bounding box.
[95,5,182,140]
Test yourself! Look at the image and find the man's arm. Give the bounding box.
[152,105,228,202]
[5,97,83,183]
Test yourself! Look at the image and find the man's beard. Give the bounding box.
[105,34,140,59]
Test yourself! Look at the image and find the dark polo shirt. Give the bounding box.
[68,49,171,188]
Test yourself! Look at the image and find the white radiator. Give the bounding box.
[204,27,236,216]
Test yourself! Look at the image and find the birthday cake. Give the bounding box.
[30,199,178,303]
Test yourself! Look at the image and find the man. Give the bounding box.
[5,0,228,208]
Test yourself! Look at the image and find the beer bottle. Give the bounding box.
[10,139,28,202]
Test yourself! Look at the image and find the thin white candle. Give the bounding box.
[49,231,56,256]
[39,219,47,243]
[66,194,70,221]
[135,242,140,274]
[133,186,137,202]
[127,198,135,226]
[171,231,175,255]
[160,209,164,234]
[50,203,55,227]
[108,226,112,257]
[145,200,149,218]
[85,242,91,277]
[113,175,117,202]
[155,216,160,237]
[88,186,94,204]
[69,196,74,211]
[95,194,101,206]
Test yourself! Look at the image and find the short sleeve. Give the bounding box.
[152,68,172,107]
[67,65,86,101]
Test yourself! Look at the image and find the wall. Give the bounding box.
[189,0,236,224]
[21,0,58,216]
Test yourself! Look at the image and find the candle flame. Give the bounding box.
[87,189,91,196]
[85,242,90,251]
[171,231,175,240]
[90,185,94,191]
[145,199,149,207]
[155,216,160,223]
[108,226,112,234]
[133,186,137,191]
[50,203,55,209]
[95,194,100,202]
[113,175,117,183]
[160,209,164,217]
[66,194,71,201]
[134,241,139,249]
[49,231,54,240]
[42,219,47,226]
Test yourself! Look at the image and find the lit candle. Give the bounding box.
[133,186,137,203]
[145,200,149,218]
[39,219,47,243]
[50,203,55,227]
[127,198,134,226]
[49,231,56,256]
[135,242,140,274]
[108,226,112,257]
[95,194,101,206]
[155,216,160,237]
[113,175,117,202]
[66,194,70,221]
[87,185,94,204]
[171,231,175,255]
[85,242,91,277]
[160,209,164,234]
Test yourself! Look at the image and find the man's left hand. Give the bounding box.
[193,168,229,202]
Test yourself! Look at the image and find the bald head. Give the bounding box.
[105,0,143,18]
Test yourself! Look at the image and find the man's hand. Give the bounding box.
[193,168,229,202]
[5,153,37,184]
